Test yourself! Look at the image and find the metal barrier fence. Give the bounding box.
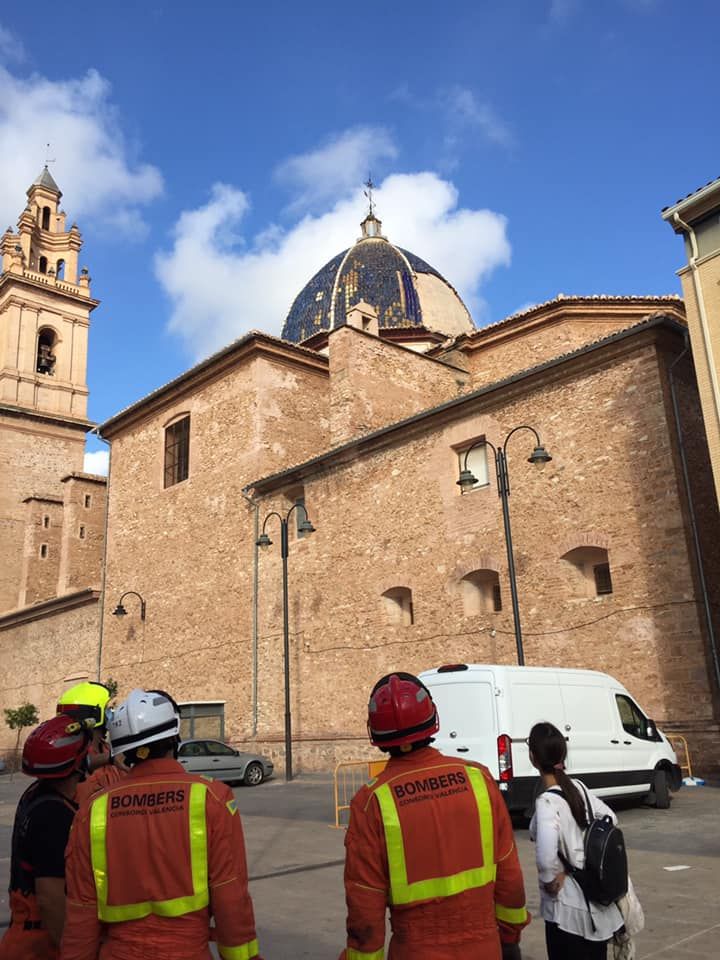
[665,733,693,779]
[332,758,388,828]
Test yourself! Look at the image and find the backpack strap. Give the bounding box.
[543,782,598,931]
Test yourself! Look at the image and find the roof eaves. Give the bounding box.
[100,330,328,435]
[245,314,683,494]
[662,174,720,217]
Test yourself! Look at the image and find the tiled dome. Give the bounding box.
[282,214,474,343]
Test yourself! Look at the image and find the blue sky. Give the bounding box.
[1,2,718,470]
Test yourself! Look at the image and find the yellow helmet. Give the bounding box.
[57,681,111,727]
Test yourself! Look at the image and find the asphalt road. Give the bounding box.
[1,773,718,958]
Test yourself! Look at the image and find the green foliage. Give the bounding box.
[104,677,119,700]
[3,702,39,731]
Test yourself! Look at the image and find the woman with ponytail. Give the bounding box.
[528,721,623,959]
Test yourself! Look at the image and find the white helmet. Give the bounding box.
[108,688,180,756]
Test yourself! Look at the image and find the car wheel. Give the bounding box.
[243,762,264,787]
[649,768,671,809]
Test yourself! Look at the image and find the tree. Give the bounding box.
[104,677,119,701]
[4,702,39,777]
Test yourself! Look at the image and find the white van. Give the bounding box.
[419,663,682,813]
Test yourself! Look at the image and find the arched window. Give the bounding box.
[382,587,414,626]
[36,328,57,375]
[56,259,65,280]
[39,256,48,274]
[461,569,502,615]
[41,207,51,230]
[561,546,613,597]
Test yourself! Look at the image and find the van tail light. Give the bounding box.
[497,734,513,782]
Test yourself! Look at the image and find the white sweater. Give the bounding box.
[529,779,624,941]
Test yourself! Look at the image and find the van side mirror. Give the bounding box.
[646,720,659,740]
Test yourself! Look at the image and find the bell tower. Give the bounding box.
[0,168,100,612]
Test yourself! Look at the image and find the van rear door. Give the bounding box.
[426,673,497,773]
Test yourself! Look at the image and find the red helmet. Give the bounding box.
[367,673,439,748]
[22,716,91,779]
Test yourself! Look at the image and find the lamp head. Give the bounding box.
[456,468,478,491]
[256,533,273,549]
[112,603,127,618]
[298,517,316,535]
[528,444,552,468]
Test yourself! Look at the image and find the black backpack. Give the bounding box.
[549,782,628,908]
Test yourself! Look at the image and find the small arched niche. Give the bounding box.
[39,255,48,274]
[56,259,65,280]
[381,586,414,626]
[36,328,57,375]
[41,206,51,230]
[461,569,502,615]
[561,546,613,598]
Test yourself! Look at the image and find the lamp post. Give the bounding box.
[256,502,316,781]
[457,426,552,666]
[111,591,146,620]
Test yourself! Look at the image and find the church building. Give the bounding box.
[1,179,719,776]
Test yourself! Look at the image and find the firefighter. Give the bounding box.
[339,672,530,960]
[56,681,127,805]
[61,688,262,960]
[0,716,92,960]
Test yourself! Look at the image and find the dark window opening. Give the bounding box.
[84,494,92,508]
[43,516,50,529]
[382,587,414,626]
[593,562,613,596]
[36,329,56,375]
[164,416,190,488]
[492,582,502,612]
[56,259,65,280]
[39,255,48,274]
[79,526,86,540]
[41,207,51,230]
[40,544,48,559]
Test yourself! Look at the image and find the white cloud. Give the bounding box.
[0,58,162,236]
[275,126,398,212]
[0,24,24,62]
[442,87,513,148]
[156,165,511,359]
[83,449,109,477]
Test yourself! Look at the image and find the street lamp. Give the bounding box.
[111,591,146,621]
[256,502,316,781]
[457,426,552,666]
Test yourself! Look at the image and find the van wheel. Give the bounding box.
[649,769,671,809]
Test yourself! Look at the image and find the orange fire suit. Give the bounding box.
[340,746,529,960]
[61,757,262,960]
[74,762,126,808]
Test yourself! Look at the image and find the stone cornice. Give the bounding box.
[100,331,329,439]
[0,588,99,631]
[0,272,99,310]
[0,401,94,432]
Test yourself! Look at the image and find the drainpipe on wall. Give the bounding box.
[671,213,720,431]
[241,486,260,737]
[87,427,112,682]
[667,332,720,692]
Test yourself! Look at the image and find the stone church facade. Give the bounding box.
[1,186,719,775]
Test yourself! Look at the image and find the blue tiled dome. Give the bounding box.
[282,215,473,343]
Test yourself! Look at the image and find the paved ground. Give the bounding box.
[1,773,718,958]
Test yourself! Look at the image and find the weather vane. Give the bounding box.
[45,143,56,167]
[364,174,375,218]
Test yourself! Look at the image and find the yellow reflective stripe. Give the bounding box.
[218,939,260,960]
[346,948,384,960]
[90,782,210,922]
[495,903,528,924]
[90,792,109,911]
[374,767,496,906]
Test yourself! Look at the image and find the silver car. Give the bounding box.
[178,739,273,786]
